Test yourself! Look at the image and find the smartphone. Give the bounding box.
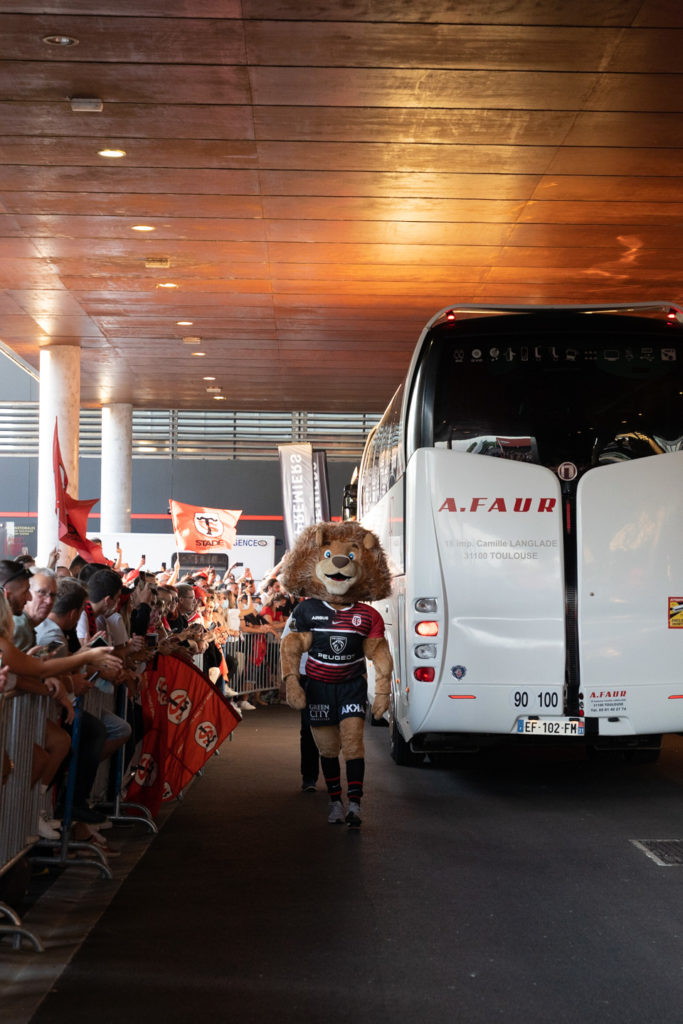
[88,636,109,649]
[145,634,157,647]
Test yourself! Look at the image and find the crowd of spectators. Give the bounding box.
[0,544,298,873]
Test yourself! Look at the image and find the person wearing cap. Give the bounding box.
[0,559,32,615]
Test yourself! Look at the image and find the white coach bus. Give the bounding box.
[357,303,683,765]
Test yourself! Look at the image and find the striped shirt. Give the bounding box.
[290,598,384,684]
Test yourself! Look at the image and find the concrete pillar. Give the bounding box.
[100,403,133,535]
[37,345,81,565]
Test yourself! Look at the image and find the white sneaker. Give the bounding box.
[37,811,61,840]
[224,686,239,697]
[345,801,362,829]
[328,801,345,825]
[238,700,256,711]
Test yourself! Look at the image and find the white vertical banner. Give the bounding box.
[278,442,316,550]
[313,449,331,522]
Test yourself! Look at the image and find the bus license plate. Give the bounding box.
[516,717,584,737]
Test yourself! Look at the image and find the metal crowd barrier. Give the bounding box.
[1,684,126,952]
[85,682,157,834]
[0,690,47,952]
[224,630,282,697]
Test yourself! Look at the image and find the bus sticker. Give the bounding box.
[669,597,683,629]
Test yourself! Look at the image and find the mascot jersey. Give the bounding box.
[290,598,385,684]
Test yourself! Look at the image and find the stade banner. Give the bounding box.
[170,499,242,553]
[53,420,112,564]
[278,442,316,549]
[313,449,331,523]
[126,654,241,816]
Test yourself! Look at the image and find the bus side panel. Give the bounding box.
[362,484,408,730]
[405,449,566,737]
[578,452,683,734]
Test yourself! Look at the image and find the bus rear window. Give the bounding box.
[426,316,683,469]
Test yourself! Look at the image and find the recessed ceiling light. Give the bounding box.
[98,148,126,159]
[70,97,103,112]
[43,34,79,46]
[132,224,155,232]
[157,282,178,289]
[176,320,193,326]
[206,386,222,393]
[203,376,216,381]
[192,351,206,357]
[213,395,226,401]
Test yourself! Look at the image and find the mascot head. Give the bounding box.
[281,521,392,606]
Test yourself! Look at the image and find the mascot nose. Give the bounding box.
[331,555,350,569]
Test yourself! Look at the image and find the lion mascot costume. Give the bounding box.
[280,522,393,829]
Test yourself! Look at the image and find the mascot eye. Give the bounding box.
[348,551,355,560]
[323,550,332,559]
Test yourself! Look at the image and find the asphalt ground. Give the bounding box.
[4,705,683,1024]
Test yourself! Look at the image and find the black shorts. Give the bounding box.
[303,675,368,727]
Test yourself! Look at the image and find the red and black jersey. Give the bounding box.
[289,598,385,684]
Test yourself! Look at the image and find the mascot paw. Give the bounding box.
[286,678,307,711]
[371,694,390,719]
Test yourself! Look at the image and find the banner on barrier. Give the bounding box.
[126,655,241,815]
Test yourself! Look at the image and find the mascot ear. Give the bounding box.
[363,531,376,550]
[315,525,326,547]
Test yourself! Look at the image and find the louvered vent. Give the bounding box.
[0,404,379,462]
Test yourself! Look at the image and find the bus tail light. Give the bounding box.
[414,667,435,682]
[416,621,438,637]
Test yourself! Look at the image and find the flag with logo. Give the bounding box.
[169,499,242,553]
[53,420,112,563]
[126,654,241,816]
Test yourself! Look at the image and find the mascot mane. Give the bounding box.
[281,521,392,603]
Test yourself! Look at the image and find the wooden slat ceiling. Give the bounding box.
[0,0,682,413]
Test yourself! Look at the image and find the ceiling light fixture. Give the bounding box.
[145,256,170,269]
[213,395,226,401]
[206,386,222,393]
[192,351,206,357]
[70,97,102,112]
[98,148,126,159]
[132,224,155,232]
[43,34,79,46]
[203,376,216,381]
[182,336,201,345]
[156,282,178,289]
[176,320,193,326]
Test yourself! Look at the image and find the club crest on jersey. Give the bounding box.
[352,614,362,627]
[330,636,348,655]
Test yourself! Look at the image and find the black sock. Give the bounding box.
[320,756,342,800]
[346,757,364,803]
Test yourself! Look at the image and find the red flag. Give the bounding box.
[126,654,241,816]
[169,499,241,553]
[53,420,111,563]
